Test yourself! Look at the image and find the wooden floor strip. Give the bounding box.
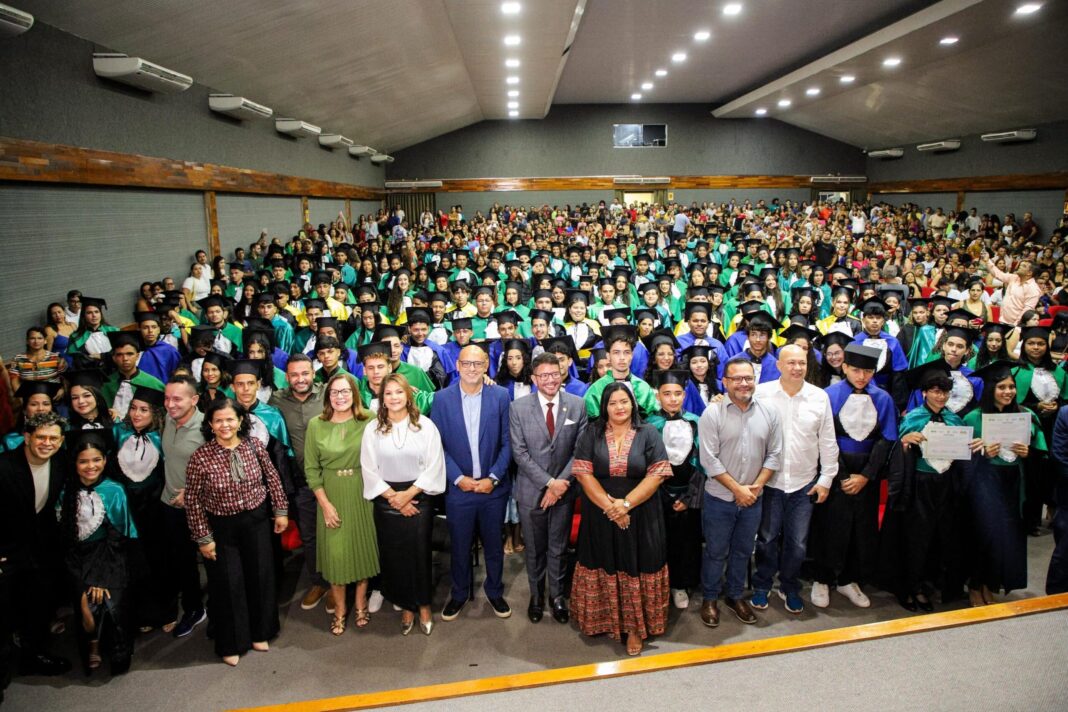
[231,592,1068,712]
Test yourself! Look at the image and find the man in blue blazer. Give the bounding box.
[431,344,514,620]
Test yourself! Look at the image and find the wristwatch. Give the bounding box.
[622,499,631,509]
[490,477,500,488]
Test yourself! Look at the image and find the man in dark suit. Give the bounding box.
[0,412,72,685]
[510,352,588,623]
[430,344,513,620]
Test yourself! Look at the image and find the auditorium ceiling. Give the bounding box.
[15,0,1068,151]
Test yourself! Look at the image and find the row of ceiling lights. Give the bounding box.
[753,2,1044,117]
[501,2,522,117]
[632,2,743,101]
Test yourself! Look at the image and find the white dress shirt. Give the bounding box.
[537,390,560,428]
[359,416,446,499]
[754,379,839,493]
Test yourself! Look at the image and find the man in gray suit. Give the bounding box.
[510,351,588,623]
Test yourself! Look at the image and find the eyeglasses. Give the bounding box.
[329,388,353,396]
[723,376,755,384]
[534,371,561,380]
[458,360,487,369]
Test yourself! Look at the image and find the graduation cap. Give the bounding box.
[829,266,852,281]
[202,351,232,373]
[131,385,165,409]
[66,369,105,390]
[428,291,449,304]
[791,286,816,303]
[431,270,450,282]
[190,324,219,345]
[198,295,230,312]
[597,277,614,289]
[944,325,978,346]
[680,344,714,362]
[80,297,108,311]
[252,293,277,307]
[406,308,432,325]
[758,267,778,280]
[738,300,764,318]
[312,270,332,285]
[684,302,712,320]
[946,308,979,326]
[857,297,888,317]
[494,310,521,326]
[928,295,956,311]
[645,329,680,352]
[843,343,881,370]
[242,328,275,352]
[358,341,392,362]
[652,370,690,389]
[831,285,856,301]
[611,267,632,282]
[373,324,406,341]
[526,309,553,325]
[745,311,778,333]
[449,315,474,331]
[541,335,577,360]
[818,331,854,352]
[980,322,1011,338]
[632,306,658,324]
[134,311,162,324]
[588,347,607,365]
[501,338,531,355]
[477,270,499,284]
[450,281,472,293]
[16,380,60,402]
[244,317,274,331]
[601,324,638,349]
[107,331,143,352]
[971,359,1020,386]
[779,323,819,342]
[316,316,340,332]
[636,282,659,297]
[601,307,631,324]
[1020,325,1051,344]
[707,284,725,297]
[726,250,744,261]
[230,359,265,381]
[565,289,590,306]
[904,358,953,390]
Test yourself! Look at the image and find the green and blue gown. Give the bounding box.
[101,370,165,420]
[1013,360,1067,529]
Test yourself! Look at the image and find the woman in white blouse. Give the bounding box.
[360,373,445,636]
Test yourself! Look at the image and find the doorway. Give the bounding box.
[623,191,655,206]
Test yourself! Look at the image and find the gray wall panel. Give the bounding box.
[0,185,207,355]
[307,198,346,226]
[216,195,302,258]
[962,190,1065,243]
[438,190,615,214]
[351,200,384,221]
[0,21,383,188]
[670,189,814,206]
[872,193,958,210]
[389,105,865,180]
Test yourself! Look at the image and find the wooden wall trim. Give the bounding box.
[0,136,385,200]
[204,191,220,258]
[390,175,820,194]
[869,172,1068,194]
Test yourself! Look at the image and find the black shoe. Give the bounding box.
[527,598,544,623]
[18,652,72,676]
[173,608,207,638]
[914,593,934,613]
[488,597,511,618]
[551,596,569,624]
[896,593,918,612]
[441,598,466,621]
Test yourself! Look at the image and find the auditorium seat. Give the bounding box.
[920,287,935,298]
[991,306,1001,323]
[1048,305,1068,319]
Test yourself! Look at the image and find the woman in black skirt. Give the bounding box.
[360,374,446,635]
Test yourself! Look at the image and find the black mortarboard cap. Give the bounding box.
[905,358,953,390]
[843,343,880,370]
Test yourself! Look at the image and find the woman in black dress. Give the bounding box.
[570,382,671,657]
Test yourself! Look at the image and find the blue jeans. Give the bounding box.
[701,491,762,601]
[752,482,816,596]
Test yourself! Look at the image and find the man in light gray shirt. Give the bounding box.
[697,356,781,629]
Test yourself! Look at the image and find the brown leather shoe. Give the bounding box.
[724,597,757,624]
[301,584,329,610]
[700,599,720,628]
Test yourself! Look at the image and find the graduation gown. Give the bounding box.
[357,377,434,415]
[716,348,779,384]
[101,370,165,420]
[138,341,181,384]
[404,341,451,390]
[906,363,983,417]
[683,379,717,417]
[245,401,297,496]
[583,373,659,419]
[851,331,909,411]
[810,380,898,585]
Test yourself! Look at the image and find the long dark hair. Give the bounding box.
[594,381,641,435]
[58,437,109,545]
[494,344,532,388]
[68,384,114,429]
[200,398,252,441]
[975,335,1010,369]
[978,374,1020,414]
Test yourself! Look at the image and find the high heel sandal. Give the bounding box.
[354,608,370,629]
[87,640,101,670]
[401,613,415,636]
[420,618,434,636]
[625,634,642,657]
[330,611,347,636]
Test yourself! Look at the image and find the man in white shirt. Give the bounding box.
[750,345,839,614]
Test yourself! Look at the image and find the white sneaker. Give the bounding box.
[671,588,690,609]
[368,590,384,613]
[811,582,830,608]
[836,583,871,608]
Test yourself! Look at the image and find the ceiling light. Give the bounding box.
[723,3,742,16]
[694,30,710,41]
[505,58,520,68]
[631,93,642,100]
[507,101,518,109]
[754,108,767,116]
[806,87,821,96]
[508,110,519,117]
[507,90,519,97]
[777,99,791,108]
[840,74,855,83]
[503,35,521,46]
[883,57,902,67]
[641,82,653,90]
[655,69,667,77]
[1014,3,1042,15]
[939,36,959,45]
[501,2,521,14]
[671,52,687,63]
[506,76,520,84]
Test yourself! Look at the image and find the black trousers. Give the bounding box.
[205,505,279,658]
[374,485,435,611]
[161,504,203,620]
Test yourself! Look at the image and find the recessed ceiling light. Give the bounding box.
[723,3,742,16]
[671,52,687,63]
[506,76,520,84]
[631,93,642,100]
[755,108,767,116]
[655,69,667,77]
[939,36,959,45]
[503,35,521,46]
[508,110,519,117]
[507,101,519,109]
[694,30,710,41]
[840,74,855,83]
[501,2,521,14]
[641,82,653,90]
[777,99,791,108]
[883,57,902,67]
[507,90,519,97]
[1015,3,1042,15]
[806,87,821,96]
[505,58,520,68]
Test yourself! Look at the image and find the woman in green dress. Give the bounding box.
[305,372,379,635]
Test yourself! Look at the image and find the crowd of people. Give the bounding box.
[2,196,1067,687]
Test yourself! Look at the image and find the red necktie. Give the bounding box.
[546,401,555,438]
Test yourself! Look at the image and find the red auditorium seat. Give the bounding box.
[990,306,1000,323]
[1039,319,1053,327]
[920,287,935,298]
[570,496,582,547]
[1048,305,1068,319]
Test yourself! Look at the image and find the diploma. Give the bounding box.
[981,412,1031,462]
[922,423,973,461]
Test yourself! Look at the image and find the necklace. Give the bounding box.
[390,419,409,449]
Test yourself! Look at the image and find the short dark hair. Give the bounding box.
[201,398,251,441]
[25,411,67,434]
[531,352,561,372]
[286,353,313,371]
[168,373,199,396]
[723,356,756,378]
[594,381,641,434]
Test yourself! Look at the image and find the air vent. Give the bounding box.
[92,53,192,93]
[808,175,867,184]
[275,118,321,137]
[0,3,33,37]
[980,129,1036,143]
[209,94,273,120]
[867,148,904,159]
[384,180,443,189]
[916,140,961,152]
